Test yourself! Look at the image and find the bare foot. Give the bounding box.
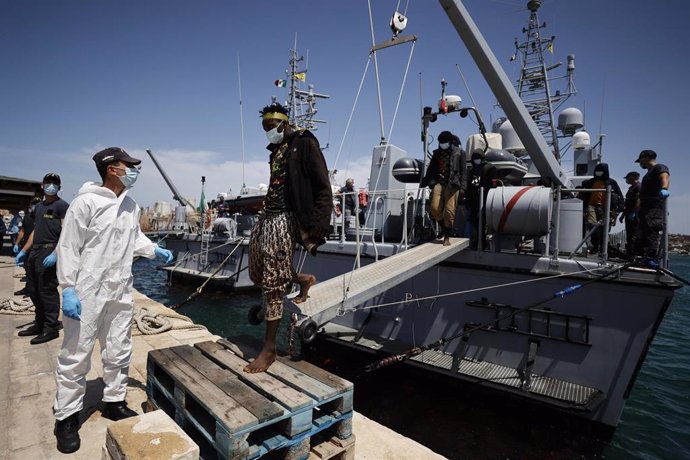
[293,274,317,304]
[443,236,451,246]
[243,348,276,373]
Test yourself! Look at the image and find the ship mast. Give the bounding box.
[280,38,330,132]
[513,0,576,162]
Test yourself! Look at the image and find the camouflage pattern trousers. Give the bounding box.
[248,212,297,321]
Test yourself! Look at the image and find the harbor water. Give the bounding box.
[133,255,690,459]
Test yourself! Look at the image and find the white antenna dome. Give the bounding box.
[572,131,591,150]
[498,119,526,155]
[557,108,584,135]
[439,94,462,112]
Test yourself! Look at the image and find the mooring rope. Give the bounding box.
[0,297,34,315]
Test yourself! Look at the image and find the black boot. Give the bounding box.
[30,329,59,344]
[14,287,29,296]
[54,413,81,454]
[102,401,138,421]
[18,324,42,337]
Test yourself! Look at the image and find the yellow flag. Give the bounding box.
[547,42,554,54]
[294,72,306,81]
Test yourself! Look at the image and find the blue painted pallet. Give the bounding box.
[146,338,354,460]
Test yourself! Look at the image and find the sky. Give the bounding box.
[1,0,689,233]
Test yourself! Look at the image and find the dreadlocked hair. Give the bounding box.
[260,102,289,118]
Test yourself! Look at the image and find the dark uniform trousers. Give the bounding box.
[638,203,664,259]
[26,245,61,331]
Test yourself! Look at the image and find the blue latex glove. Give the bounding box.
[61,287,81,320]
[43,251,57,268]
[154,246,174,264]
[629,211,636,221]
[15,250,26,266]
[659,189,670,198]
[12,244,20,255]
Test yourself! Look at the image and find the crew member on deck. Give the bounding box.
[578,163,624,255]
[634,149,670,260]
[619,171,641,255]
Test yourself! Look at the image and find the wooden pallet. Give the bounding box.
[146,337,354,460]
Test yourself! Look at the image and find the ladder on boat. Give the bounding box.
[285,238,469,330]
[199,229,212,266]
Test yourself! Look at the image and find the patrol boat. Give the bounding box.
[277,0,681,436]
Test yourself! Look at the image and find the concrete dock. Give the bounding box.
[0,253,446,460]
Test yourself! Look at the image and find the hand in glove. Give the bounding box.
[15,250,26,266]
[154,246,174,264]
[13,244,20,255]
[629,211,637,221]
[43,251,57,268]
[659,189,670,198]
[61,287,81,320]
[618,214,624,223]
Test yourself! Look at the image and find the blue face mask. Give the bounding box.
[44,183,59,196]
[118,167,140,188]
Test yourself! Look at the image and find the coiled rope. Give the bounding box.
[0,297,34,315]
[132,305,207,336]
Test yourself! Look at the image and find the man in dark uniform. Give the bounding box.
[619,171,641,255]
[421,130,467,246]
[13,196,41,296]
[246,102,332,373]
[16,173,69,344]
[634,150,670,260]
[466,151,498,250]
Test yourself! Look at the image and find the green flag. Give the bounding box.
[198,189,206,213]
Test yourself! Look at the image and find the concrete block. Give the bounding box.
[104,409,198,460]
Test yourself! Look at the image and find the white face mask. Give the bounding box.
[118,167,140,188]
[265,122,285,144]
[472,159,482,165]
[594,171,604,177]
[44,183,59,196]
[439,142,450,150]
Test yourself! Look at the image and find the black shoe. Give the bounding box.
[102,401,138,421]
[30,330,59,344]
[54,413,81,454]
[18,324,43,337]
[14,287,29,296]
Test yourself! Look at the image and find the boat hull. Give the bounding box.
[295,241,678,430]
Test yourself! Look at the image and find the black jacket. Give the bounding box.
[422,145,467,192]
[579,163,624,212]
[268,129,333,246]
[466,161,498,214]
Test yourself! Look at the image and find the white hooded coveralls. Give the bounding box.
[54,182,157,420]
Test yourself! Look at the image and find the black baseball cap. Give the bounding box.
[42,172,61,185]
[634,149,656,163]
[624,171,640,179]
[92,147,141,168]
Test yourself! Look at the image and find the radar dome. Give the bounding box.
[557,108,584,135]
[572,131,591,150]
[498,120,525,155]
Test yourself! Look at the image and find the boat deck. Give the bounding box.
[319,323,604,412]
[286,238,469,327]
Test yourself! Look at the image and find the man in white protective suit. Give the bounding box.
[53,147,174,454]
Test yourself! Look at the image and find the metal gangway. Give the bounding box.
[285,238,469,337]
